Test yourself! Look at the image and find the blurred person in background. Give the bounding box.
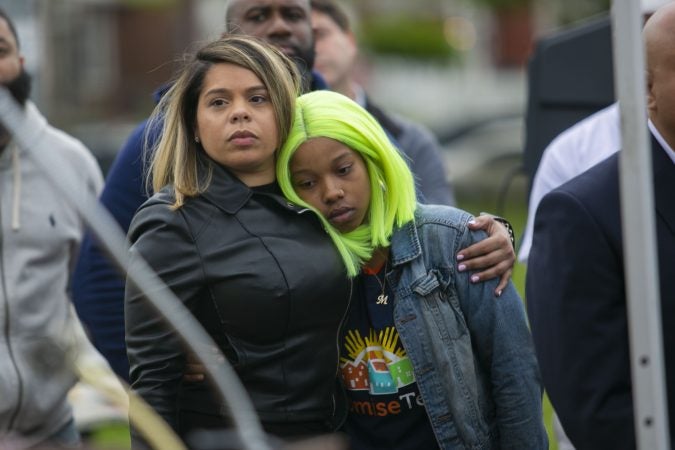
[72,0,515,383]
[0,7,104,448]
[311,0,456,206]
[526,2,675,448]
[518,0,670,264]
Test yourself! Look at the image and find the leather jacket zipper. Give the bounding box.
[293,204,351,429]
[331,278,353,430]
[0,204,24,431]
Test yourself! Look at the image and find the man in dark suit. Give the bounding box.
[526,3,675,449]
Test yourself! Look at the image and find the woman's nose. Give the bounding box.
[230,101,251,123]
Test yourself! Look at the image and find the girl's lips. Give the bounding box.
[328,207,355,225]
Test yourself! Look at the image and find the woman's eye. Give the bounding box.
[250,94,268,104]
[210,98,226,107]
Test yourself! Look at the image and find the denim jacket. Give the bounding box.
[387,204,547,450]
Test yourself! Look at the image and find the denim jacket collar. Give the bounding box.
[389,218,422,268]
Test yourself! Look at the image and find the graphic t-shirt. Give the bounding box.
[340,268,439,450]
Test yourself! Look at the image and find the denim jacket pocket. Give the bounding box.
[411,270,467,341]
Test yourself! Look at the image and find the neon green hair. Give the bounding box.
[277,90,417,277]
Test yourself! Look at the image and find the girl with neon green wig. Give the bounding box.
[277,90,418,276]
[276,90,547,449]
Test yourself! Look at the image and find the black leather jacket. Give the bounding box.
[125,156,351,440]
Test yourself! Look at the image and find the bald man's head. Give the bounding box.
[644,1,675,144]
[643,1,675,66]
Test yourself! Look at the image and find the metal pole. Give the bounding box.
[610,0,670,448]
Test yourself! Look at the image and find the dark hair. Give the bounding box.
[0,8,20,49]
[310,0,351,32]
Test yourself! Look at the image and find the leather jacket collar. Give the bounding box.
[197,151,308,216]
[197,152,252,215]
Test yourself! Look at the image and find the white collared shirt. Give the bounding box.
[648,119,675,165]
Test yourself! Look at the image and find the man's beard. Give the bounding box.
[294,43,316,80]
[269,39,316,93]
[297,44,316,92]
[0,69,32,151]
[6,69,32,106]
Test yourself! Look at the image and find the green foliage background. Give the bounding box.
[359,16,458,61]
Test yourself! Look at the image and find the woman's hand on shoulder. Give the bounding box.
[456,214,515,296]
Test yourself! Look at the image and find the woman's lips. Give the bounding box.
[229,130,256,146]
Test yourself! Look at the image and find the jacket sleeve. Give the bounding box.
[526,189,633,450]
[124,200,204,436]
[395,117,456,207]
[455,226,548,449]
[518,131,575,263]
[71,120,154,381]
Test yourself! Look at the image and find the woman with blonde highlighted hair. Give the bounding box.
[125,36,352,443]
[277,90,548,450]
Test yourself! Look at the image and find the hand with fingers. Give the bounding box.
[456,214,515,297]
[182,346,224,383]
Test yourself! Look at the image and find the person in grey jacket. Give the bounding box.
[0,8,104,447]
[277,90,546,450]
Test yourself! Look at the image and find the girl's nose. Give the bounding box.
[324,184,345,203]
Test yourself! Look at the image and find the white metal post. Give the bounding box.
[611,0,670,448]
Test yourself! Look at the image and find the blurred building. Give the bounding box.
[0,0,601,175]
[3,0,199,171]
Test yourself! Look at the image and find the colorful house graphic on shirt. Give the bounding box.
[341,327,415,395]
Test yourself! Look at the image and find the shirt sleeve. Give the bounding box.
[394,116,456,207]
[455,225,547,449]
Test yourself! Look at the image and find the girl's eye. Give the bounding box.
[294,179,315,190]
[250,94,268,104]
[338,164,353,175]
